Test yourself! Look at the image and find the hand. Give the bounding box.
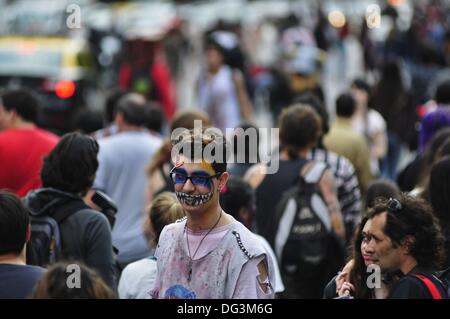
[335,259,354,293]
[337,281,355,297]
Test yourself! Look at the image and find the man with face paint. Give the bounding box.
[365,195,447,299]
[151,129,275,299]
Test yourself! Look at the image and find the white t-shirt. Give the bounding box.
[118,257,157,299]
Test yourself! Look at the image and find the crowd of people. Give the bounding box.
[1,2,450,299]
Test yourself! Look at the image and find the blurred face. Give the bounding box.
[206,46,223,72]
[171,156,228,215]
[351,87,368,109]
[365,212,403,272]
[0,105,14,130]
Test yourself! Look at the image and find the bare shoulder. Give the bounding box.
[243,163,267,189]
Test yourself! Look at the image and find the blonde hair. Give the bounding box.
[145,192,185,247]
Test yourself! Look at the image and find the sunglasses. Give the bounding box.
[170,167,222,188]
[387,198,402,213]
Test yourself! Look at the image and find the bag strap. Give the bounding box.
[410,274,443,299]
[302,161,328,184]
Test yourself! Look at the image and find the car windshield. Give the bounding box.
[0,48,61,76]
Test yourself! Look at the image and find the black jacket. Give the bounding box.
[24,188,117,290]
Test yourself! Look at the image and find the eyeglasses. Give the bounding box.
[169,167,222,188]
[387,198,402,213]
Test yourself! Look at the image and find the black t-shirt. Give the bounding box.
[388,267,447,299]
[0,264,45,299]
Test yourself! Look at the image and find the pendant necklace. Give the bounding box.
[185,210,222,282]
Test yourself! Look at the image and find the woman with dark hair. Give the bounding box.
[24,132,116,290]
[324,180,401,299]
[31,261,116,299]
[429,156,450,268]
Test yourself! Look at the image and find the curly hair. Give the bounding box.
[367,194,445,269]
[41,132,99,196]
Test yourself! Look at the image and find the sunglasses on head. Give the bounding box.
[169,167,222,188]
[387,198,402,213]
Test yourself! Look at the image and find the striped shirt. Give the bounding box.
[308,148,362,240]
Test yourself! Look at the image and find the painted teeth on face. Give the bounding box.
[175,191,214,207]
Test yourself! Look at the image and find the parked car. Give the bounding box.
[0,36,97,134]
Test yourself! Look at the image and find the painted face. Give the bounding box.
[170,158,223,211]
[365,212,403,272]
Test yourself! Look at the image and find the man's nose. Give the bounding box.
[182,178,196,192]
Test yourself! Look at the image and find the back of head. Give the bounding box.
[365,179,400,209]
[31,262,115,299]
[232,122,260,163]
[104,88,128,124]
[1,88,39,124]
[115,93,147,127]
[293,93,329,135]
[368,194,445,269]
[435,79,450,106]
[219,176,254,223]
[0,191,29,256]
[147,192,184,246]
[41,132,99,195]
[145,102,163,133]
[429,156,450,226]
[335,93,356,118]
[279,103,322,158]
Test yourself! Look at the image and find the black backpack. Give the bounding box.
[27,200,88,267]
[272,161,345,298]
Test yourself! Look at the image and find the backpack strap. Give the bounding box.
[302,161,328,184]
[410,273,444,299]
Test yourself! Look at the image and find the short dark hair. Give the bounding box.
[352,78,371,96]
[279,104,322,158]
[172,128,229,174]
[41,132,99,195]
[31,261,116,299]
[293,93,329,135]
[146,103,163,133]
[365,179,400,209]
[1,89,39,123]
[435,79,450,105]
[0,191,30,255]
[335,93,356,118]
[219,176,254,220]
[367,194,445,269]
[116,93,147,127]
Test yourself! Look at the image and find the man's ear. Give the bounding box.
[401,235,415,255]
[218,171,229,192]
